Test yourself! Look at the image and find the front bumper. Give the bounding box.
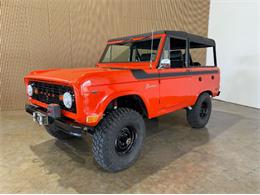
[25,104,92,136]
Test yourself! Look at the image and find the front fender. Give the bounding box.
[82,87,153,126]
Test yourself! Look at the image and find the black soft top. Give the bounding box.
[108,30,215,48]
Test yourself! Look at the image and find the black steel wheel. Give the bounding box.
[115,126,136,155]
[186,93,212,128]
[199,101,209,119]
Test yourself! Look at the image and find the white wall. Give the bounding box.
[207,0,260,109]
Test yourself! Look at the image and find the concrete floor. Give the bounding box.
[0,100,259,193]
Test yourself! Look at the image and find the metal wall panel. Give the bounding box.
[0,0,210,111]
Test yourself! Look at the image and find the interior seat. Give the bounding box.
[170,50,184,68]
[183,53,194,66]
[140,53,155,61]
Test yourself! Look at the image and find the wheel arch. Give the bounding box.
[200,90,213,97]
[102,92,150,118]
[192,90,213,106]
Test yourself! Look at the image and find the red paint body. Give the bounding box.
[24,33,220,127]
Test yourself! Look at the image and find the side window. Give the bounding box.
[169,38,187,68]
[132,39,160,62]
[189,41,215,67]
[159,37,187,69]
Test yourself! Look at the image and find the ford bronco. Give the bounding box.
[24,30,220,172]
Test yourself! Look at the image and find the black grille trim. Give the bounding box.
[29,81,76,113]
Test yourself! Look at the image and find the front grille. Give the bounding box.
[29,81,76,113]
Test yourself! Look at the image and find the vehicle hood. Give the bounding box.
[24,67,136,86]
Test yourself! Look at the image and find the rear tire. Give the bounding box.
[92,107,145,172]
[45,124,75,140]
[186,93,212,128]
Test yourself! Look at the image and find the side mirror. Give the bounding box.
[158,58,171,69]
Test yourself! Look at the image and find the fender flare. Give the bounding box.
[96,91,151,118]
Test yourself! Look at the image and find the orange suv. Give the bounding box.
[24,30,220,172]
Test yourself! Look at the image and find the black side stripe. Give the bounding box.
[131,69,219,80]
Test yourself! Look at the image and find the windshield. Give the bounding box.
[100,38,161,63]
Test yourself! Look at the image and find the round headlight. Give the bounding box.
[63,92,73,109]
[27,84,33,96]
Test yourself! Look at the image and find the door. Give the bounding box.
[158,37,193,111]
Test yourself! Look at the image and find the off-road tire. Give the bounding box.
[45,124,74,140]
[186,93,212,128]
[92,107,145,172]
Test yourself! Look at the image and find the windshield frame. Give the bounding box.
[98,34,165,67]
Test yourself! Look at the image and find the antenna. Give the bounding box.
[149,30,154,69]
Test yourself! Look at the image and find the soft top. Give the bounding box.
[108,30,215,48]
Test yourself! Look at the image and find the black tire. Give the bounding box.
[44,124,75,140]
[186,93,212,128]
[92,107,145,172]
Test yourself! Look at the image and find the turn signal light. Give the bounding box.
[59,95,63,101]
[86,115,98,123]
